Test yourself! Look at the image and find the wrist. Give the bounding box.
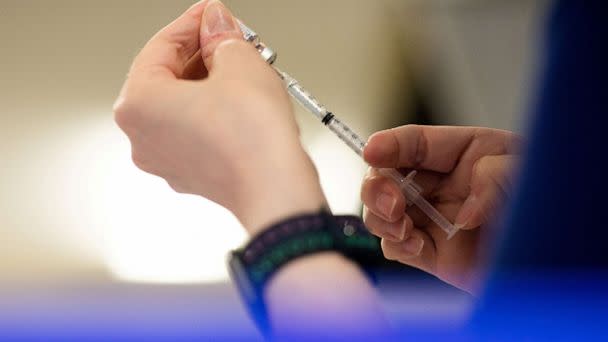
[240,190,327,236]
[234,147,327,235]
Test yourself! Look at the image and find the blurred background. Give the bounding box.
[0,0,548,339]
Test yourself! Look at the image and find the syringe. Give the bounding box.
[238,22,459,239]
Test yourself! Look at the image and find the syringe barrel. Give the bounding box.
[326,116,366,157]
[286,82,327,121]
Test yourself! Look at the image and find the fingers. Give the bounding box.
[197,1,280,91]
[198,0,247,70]
[129,1,211,80]
[360,171,406,223]
[361,167,442,221]
[381,230,436,275]
[454,155,517,229]
[125,0,256,81]
[116,1,211,124]
[363,207,413,242]
[364,125,516,173]
[363,125,474,172]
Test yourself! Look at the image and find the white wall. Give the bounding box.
[0,0,547,284]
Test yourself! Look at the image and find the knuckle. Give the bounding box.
[403,215,414,235]
[113,93,143,132]
[361,175,388,205]
[389,124,426,168]
[412,125,428,167]
[364,166,374,179]
[380,240,398,261]
[475,154,504,179]
[131,150,154,174]
[362,210,383,238]
[360,180,374,204]
[471,155,508,196]
[382,250,397,262]
[366,226,380,238]
[362,209,375,229]
[167,181,188,194]
[472,156,490,179]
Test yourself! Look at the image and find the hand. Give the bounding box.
[114,1,325,235]
[361,125,521,294]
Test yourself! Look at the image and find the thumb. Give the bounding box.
[199,0,269,79]
[455,155,517,230]
[199,0,243,69]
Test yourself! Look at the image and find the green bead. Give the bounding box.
[277,243,289,257]
[307,236,316,249]
[289,240,302,254]
[271,249,285,263]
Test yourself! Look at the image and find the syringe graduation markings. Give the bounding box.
[276,69,368,157]
[239,22,459,239]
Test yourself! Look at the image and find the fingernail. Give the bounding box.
[403,237,424,256]
[376,193,397,220]
[455,195,477,229]
[385,220,407,241]
[203,0,237,36]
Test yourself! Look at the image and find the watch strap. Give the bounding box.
[228,211,379,336]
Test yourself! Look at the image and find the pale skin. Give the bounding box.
[114,0,520,337]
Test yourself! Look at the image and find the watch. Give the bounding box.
[228,210,380,336]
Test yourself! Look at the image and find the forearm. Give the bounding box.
[266,252,391,339]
